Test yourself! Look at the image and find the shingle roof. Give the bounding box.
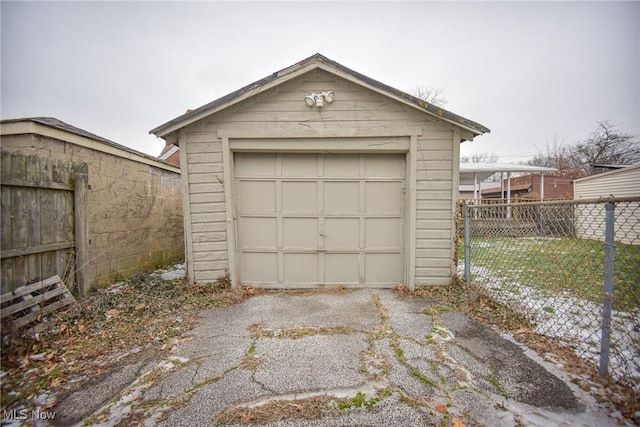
[150,53,490,139]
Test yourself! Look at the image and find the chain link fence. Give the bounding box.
[459,197,640,390]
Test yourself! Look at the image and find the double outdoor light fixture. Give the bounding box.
[304,91,334,108]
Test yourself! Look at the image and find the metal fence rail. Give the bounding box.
[460,197,640,390]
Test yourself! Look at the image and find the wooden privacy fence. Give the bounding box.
[1,150,89,297]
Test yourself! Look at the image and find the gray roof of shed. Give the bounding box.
[150,53,490,139]
[1,117,176,168]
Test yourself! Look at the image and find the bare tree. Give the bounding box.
[409,86,448,107]
[461,152,499,163]
[571,121,640,175]
[527,134,581,177]
[461,152,501,181]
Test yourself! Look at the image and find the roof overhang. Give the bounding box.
[459,163,557,185]
[150,54,490,143]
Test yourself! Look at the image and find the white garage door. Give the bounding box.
[234,153,405,288]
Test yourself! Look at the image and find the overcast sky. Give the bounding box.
[2,1,638,162]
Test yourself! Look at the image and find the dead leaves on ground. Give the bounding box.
[0,273,256,413]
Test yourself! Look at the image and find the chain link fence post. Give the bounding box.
[464,201,471,284]
[598,198,616,378]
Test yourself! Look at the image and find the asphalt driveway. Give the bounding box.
[54,289,617,426]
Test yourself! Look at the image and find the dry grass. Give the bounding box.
[247,324,354,340]
[216,396,340,425]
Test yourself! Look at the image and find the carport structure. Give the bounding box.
[460,163,557,201]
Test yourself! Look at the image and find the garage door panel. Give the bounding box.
[323,154,359,177]
[242,253,278,282]
[365,154,405,177]
[325,253,360,283]
[365,182,403,214]
[235,153,276,176]
[324,218,360,249]
[366,218,403,248]
[282,182,317,213]
[324,182,359,214]
[239,217,277,248]
[283,218,318,248]
[282,154,318,177]
[284,253,319,282]
[365,253,401,282]
[237,181,276,213]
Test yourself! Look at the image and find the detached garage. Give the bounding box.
[151,54,489,289]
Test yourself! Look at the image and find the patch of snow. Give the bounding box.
[459,262,640,390]
[429,326,455,342]
[150,263,185,281]
[168,356,189,364]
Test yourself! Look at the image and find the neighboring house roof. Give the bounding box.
[482,182,531,194]
[459,163,557,185]
[459,182,501,192]
[159,144,180,166]
[573,163,640,183]
[1,117,179,172]
[150,53,490,142]
[590,164,630,169]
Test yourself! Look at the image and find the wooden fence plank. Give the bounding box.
[39,190,55,244]
[25,253,41,286]
[0,260,13,295]
[41,252,56,284]
[0,178,73,191]
[74,172,89,296]
[0,188,12,291]
[11,187,26,249]
[1,151,82,294]
[13,256,27,288]
[26,187,40,246]
[0,241,75,259]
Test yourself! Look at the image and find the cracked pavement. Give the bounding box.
[54,289,620,426]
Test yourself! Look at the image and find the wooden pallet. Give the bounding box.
[1,275,77,331]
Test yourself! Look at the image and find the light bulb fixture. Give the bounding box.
[304,91,335,108]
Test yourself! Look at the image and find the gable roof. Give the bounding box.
[150,53,490,141]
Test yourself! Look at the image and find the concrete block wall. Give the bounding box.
[1,133,184,288]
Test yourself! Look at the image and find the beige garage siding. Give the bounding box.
[415,131,456,285]
[183,133,228,283]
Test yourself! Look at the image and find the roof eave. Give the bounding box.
[150,56,326,139]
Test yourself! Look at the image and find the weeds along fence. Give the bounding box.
[460,197,640,390]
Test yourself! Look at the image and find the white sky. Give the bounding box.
[2,1,639,161]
